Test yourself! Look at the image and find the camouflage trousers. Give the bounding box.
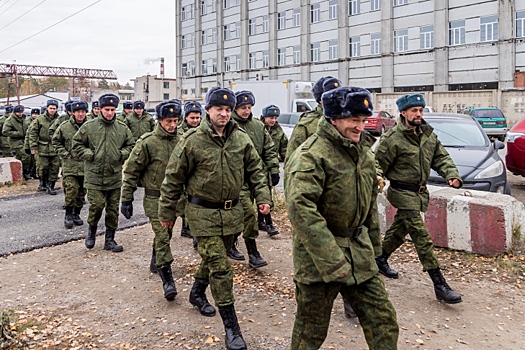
[291,274,399,350]
[63,175,86,208]
[87,188,121,230]
[382,209,440,271]
[150,218,174,267]
[37,154,60,181]
[194,235,236,307]
[240,190,258,240]
[12,148,31,173]
[0,137,11,157]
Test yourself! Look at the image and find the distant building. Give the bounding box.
[0,92,69,112]
[132,75,177,108]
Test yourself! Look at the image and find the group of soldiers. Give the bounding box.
[1,74,465,350]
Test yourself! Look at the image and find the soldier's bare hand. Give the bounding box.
[161,220,174,229]
[31,150,37,155]
[258,204,271,215]
[448,178,461,188]
[377,176,385,193]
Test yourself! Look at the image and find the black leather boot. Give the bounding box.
[72,207,83,226]
[46,181,57,195]
[38,175,47,191]
[180,218,192,238]
[158,264,177,301]
[218,304,247,350]
[150,248,158,274]
[103,229,123,252]
[227,235,245,261]
[428,268,462,304]
[189,280,216,317]
[85,225,97,249]
[245,239,268,268]
[343,298,357,318]
[375,250,399,279]
[257,212,267,231]
[264,213,279,236]
[64,206,74,229]
[192,236,198,250]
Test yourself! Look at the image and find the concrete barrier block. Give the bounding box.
[0,157,23,185]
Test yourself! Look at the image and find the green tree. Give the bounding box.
[98,79,110,89]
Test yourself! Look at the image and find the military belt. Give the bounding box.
[145,189,161,197]
[188,195,239,210]
[328,225,364,239]
[390,180,427,194]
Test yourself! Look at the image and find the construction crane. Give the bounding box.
[0,63,118,105]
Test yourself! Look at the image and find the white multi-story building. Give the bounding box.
[176,0,525,122]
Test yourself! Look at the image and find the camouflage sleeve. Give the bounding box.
[285,153,352,283]
[2,118,23,138]
[262,129,279,174]
[150,117,156,132]
[363,159,382,256]
[375,135,396,178]
[28,119,40,151]
[24,123,33,150]
[244,138,272,206]
[121,141,149,202]
[158,141,189,222]
[280,131,288,161]
[431,137,463,186]
[51,124,69,159]
[71,125,94,161]
[48,118,60,140]
[286,124,307,164]
[119,127,136,162]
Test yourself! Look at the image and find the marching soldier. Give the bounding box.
[158,87,271,350]
[71,94,135,253]
[2,105,31,179]
[121,101,182,300]
[28,100,61,194]
[49,100,73,138]
[285,86,399,349]
[52,101,89,229]
[229,90,279,268]
[0,106,13,157]
[375,93,463,304]
[118,101,133,122]
[86,101,100,120]
[24,108,41,179]
[125,101,155,141]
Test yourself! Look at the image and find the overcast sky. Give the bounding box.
[0,0,175,85]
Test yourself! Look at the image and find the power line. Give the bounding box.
[0,0,20,16]
[0,0,48,33]
[0,0,102,55]
[0,0,13,11]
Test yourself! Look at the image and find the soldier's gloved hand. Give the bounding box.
[377,176,385,193]
[24,148,31,155]
[271,173,280,186]
[121,201,133,219]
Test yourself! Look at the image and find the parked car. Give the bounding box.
[277,112,302,139]
[461,107,507,141]
[506,116,525,177]
[365,110,397,135]
[424,113,510,194]
[423,107,435,113]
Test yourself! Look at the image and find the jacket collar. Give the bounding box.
[202,115,237,140]
[154,122,178,139]
[231,110,252,124]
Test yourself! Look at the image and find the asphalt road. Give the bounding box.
[0,188,148,257]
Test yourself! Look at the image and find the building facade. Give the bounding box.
[132,75,177,108]
[176,0,525,122]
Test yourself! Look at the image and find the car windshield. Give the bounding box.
[472,109,504,119]
[426,118,487,147]
[307,101,318,109]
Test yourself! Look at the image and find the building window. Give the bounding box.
[201,0,207,15]
[223,25,230,40]
[211,0,216,12]
[236,55,241,70]
[202,60,208,74]
[182,5,194,21]
[163,93,170,100]
[262,15,269,33]
[394,0,408,6]
[420,25,434,49]
[181,63,188,77]
[293,8,300,27]
[329,40,338,60]
[394,29,408,52]
[211,58,217,73]
[189,61,195,76]
[249,18,256,35]
[311,4,320,24]
[163,82,169,89]
[224,57,231,72]
[278,11,286,30]
[223,0,230,9]
[371,0,380,11]
[211,28,217,43]
[262,50,269,67]
[233,22,240,39]
[349,37,360,57]
[449,20,465,46]
[182,34,193,49]
[249,53,256,69]
[371,33,381,54]
[201,87,208,94]
[201,30,207,45]
[278,48,286,66]
[293,46,300,64]
[311,42,320,62]
[329,0,337,20]
[349,0,360,16]
[517,11,525,38]
[182,35,187,49]
[480,15,498,42]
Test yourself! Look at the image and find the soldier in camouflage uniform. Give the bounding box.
[0,106,13,157]
[52,101,89,229]
[118,101,133,122]
[72,94,135,253]
[285,86,399,350]
[375,94,463,304]
[28,100,61,194]
[175,100,203,239]
[125,101,155,142]
[257,104,288,236]
[3,105,31,179]
[86,101,100,120]
[121,101,182,301]
[286,76,341,161]
[159,87,271,350]
[228,90,279,268]
[49,100,73,137]
[24,108,41,179]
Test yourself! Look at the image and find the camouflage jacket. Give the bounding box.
[122,123,179,217]
[264,122,288,162]
[117,111,129,123]
[49,113,71,139]
[285,117,380,285]
[86,112,99,121]
[158,116,271,236]
[125,112,155,142]
[177,120,192,136]
[28,112,59,156]
[286,103,324,163]
[2,114,30,149]
[0,114,11,150]
[23,117,38,151]
[375,115,462,212]
[71,117,135,190]
[231,111,279,176]
[51,117,86,176]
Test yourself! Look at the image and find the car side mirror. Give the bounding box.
[493,140,505,150]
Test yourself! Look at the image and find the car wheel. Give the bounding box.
[504,182,511,195]
[380,125,386,135]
